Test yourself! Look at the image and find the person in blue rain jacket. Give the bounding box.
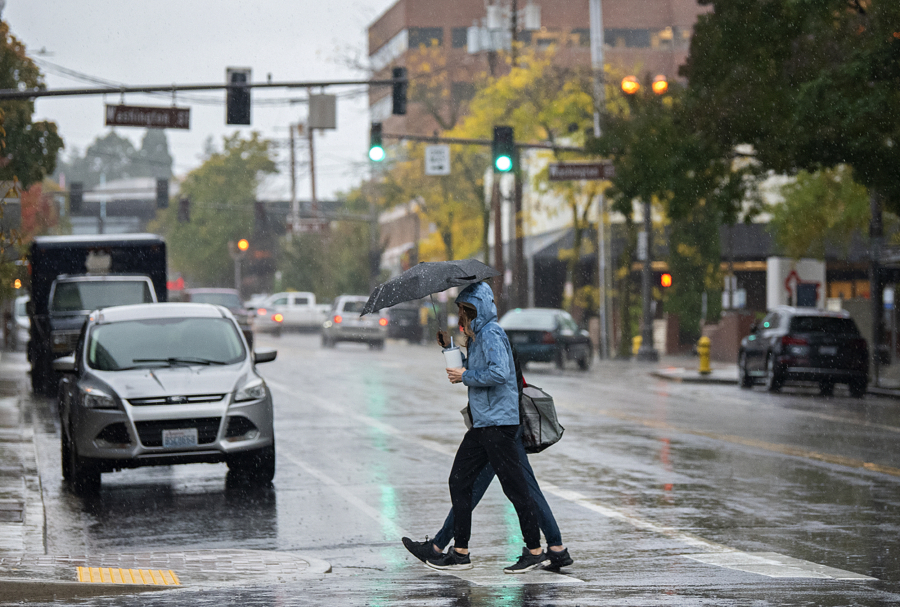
[416,281,549,574]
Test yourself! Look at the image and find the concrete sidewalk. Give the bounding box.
[648,353,900,398]
[0,351,331,601]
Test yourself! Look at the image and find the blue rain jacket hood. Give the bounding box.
[455,282,519,428]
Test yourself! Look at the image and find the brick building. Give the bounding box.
[368,0,708,135]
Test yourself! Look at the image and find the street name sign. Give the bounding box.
[105,104,190,130]
[548,162,614,181]
[424,145,451,175]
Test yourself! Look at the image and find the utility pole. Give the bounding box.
[871,189,884,387]
[290,124,299,234]
[491,176,506,315]
[637,200,659,361]
[307,116,318,220]
[513,148,525,309]
[590,0,610,358]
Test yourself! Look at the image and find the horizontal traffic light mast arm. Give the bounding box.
[383,132,586,153]
[0,78,405,101]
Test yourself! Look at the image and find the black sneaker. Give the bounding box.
[503,548,549,574]
[545,548,574,571]
[402,536,440,563]
[426,548,473,571]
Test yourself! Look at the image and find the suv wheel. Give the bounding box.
[227,443,276,484]
[849,378,867,398]
[739,352,753,389]
[69,440,101,496]
[765,354,783,393]
[61,431,72,481]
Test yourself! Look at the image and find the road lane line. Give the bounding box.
[279,450,410,540]
[593,408,900,478]
[268,381,876,580]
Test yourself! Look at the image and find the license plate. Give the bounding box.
[162,427,198,448]
[512,334,528,344]
[819,346,838,356]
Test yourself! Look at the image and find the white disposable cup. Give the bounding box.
[443,347,463,369]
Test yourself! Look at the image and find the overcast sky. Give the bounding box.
[4,0,396,200]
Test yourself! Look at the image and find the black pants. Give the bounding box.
[449,425,541,550]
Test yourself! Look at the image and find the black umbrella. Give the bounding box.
[361,259,500,316]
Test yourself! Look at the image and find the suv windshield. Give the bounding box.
[51,280,153,313]
[499,311,557,331]
[87,317,245,371]
[789,316,860,335]
[188,292,242,308]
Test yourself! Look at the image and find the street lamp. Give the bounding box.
[228,239,249,296]
[622,74,668,362]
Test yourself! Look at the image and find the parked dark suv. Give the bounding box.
[738,306,868,397]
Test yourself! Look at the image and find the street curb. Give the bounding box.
[650,369,738,385]
[0,578,173,601]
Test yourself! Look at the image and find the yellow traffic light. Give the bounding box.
[237,239,249,252]
[652,75,669,95]
[621,76,640,95]
[13,279,21,289]
[660,273,672,288]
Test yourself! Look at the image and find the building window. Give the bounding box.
[604,28,651,48]
[451,82,476,103]
[573,28,591,47]
[451,27,468,48]
[408,27,443,48]
[371,29,409,72]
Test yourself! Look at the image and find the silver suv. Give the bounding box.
[321,295,388,349]
[54,303,277,494]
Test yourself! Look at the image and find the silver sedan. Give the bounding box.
[54,302,277,494]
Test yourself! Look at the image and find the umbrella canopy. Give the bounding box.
[361,259,500,316]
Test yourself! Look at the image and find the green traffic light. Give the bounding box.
[494,155,512,172]
[369,146,385,162]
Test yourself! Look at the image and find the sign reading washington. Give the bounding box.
[105,104,190,130]
[548,162,615,181]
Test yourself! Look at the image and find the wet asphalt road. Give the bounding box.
[27,332,900,606]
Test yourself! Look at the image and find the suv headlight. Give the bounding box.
[234,378,267,402]
[82,387,117,409]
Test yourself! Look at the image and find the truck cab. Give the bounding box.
[45,275,158,362]
[262,291,325,331]
[28,234,167,395]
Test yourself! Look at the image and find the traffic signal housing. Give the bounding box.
[69,182,83,213]
[226,67,251,125]
[391,66,407,115]
[492,126,514,173]
[156,178,169,209]
[369,122,385,162]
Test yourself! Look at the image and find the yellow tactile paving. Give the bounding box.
[77,566,181,585]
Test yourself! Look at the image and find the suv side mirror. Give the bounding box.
[253,348,277,364]
[749,322,758,334]
[53,355,77,373]
[26,301,34,316]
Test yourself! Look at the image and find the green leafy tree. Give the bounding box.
[591,82,756,345]
[56,129,173,187]
[769,165,871,259]
[151,133,276,287]
[682,0,900,210]
[0,21,63,189]
[0,21,63,302]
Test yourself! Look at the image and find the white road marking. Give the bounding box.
[279,450,410,540]
[684,552,877,580]
[267,380,876,582]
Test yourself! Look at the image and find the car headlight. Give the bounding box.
[82,387,118,409]
[234,378,267,402]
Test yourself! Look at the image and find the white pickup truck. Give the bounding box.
[260,292,328,331]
